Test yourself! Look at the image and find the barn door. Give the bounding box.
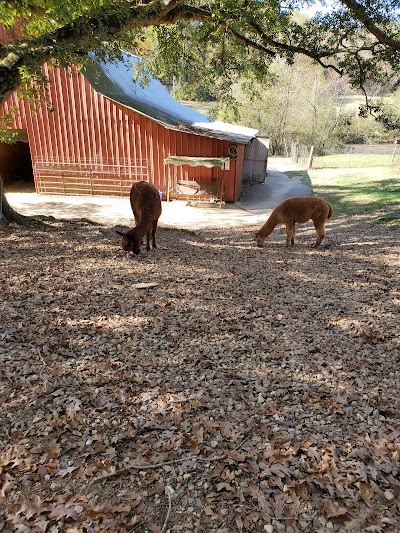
[0,131,34,192]
[242,137,269,183]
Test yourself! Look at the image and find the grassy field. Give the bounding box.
[312,153,395,168]
[288,154,400,221]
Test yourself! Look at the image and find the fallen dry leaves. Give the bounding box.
[0,213,399,532]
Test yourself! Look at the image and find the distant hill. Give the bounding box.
[179,100,216,117]
[335,95,395,111]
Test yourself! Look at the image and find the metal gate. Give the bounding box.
[33,157,152,195]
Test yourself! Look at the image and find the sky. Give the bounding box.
[299,1,334,17]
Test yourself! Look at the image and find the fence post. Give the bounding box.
[283,138,289,158]
[307,146,315,169]
[291,141,298,163]
[390,142,397,165]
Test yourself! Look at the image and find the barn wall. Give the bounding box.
[0,65,245,202]
[0,24,24,44]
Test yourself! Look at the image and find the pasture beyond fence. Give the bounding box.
[286,142,400,169]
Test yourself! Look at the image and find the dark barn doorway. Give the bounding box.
[0,131,35,192]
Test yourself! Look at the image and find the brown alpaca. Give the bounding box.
[117,181,162,255]
[253,196,333,247]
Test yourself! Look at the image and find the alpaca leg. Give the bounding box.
[285,223,295,246]
[151,221,158,249]
[146,231,151,251]
[314,222,325,246]
[291,223,296,245]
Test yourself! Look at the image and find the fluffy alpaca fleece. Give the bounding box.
[253,196,333,247]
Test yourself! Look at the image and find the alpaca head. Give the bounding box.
[253,232,265,247]
[116,229,141,255]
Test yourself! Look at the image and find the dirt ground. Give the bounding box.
[4,157,312,228]
[0,210,399,532]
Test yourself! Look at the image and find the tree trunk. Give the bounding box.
[0,179,27,226]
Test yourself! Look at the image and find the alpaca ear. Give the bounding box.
[116,230,125,237]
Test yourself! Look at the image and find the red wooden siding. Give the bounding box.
[0,24,24,44]
[0,65,245,201]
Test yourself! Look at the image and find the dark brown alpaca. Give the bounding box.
[117,181,162,255]
[253,196,333,247]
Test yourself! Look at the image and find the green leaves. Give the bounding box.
[1,1,400,120]
[0,110,18,143]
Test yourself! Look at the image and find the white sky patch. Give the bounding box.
[299,0,335,17]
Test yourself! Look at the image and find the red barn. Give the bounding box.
[0,44,263,203]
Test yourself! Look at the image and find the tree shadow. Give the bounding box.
[1,217,399,530]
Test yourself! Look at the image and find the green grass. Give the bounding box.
[377,214,400,225]
[179,100,215,117]
[307,163,400,221]
[286,170,313,190]
[334,94,396,113]
[312,153,394,168]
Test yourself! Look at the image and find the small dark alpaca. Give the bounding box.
[253,196,333,247]
[117,181,162,255]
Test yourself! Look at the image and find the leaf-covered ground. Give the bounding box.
[0,215,399,532]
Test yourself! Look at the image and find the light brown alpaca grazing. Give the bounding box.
[253,196,333,247]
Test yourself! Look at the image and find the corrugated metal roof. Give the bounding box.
[82,51,258,144]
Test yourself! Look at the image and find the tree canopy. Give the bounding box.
[0,1,400,109]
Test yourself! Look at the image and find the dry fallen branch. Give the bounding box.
[87,457,194,486]
[161,486,174,533]
[89,433,256,485]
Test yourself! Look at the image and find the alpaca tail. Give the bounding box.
[327,204,334,219]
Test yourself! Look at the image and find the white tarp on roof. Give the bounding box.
[83,51,258,144]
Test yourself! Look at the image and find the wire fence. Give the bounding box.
[286,141,400,169]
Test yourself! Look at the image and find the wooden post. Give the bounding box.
[291,141,298,163]
[348,146,354,166]
[307,145,315,169]
[283,138,289,157]
[390,142,398,165]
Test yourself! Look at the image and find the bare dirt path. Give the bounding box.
[4,157,310,229]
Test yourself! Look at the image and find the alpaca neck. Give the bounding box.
[127,222,146,242]
[134,212,153,237]
[258,212,279,239]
